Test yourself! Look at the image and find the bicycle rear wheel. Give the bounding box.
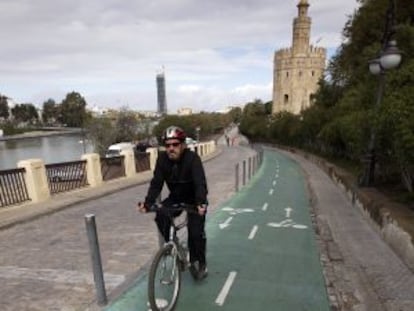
[148,244,181,311]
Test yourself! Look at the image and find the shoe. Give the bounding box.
[197,264,208,280]
[189,262,199,280]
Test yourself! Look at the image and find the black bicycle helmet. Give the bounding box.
[162,126,187,142]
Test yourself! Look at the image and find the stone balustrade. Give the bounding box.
[7,140,216,206]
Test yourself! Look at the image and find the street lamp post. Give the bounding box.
[359,0,402,187]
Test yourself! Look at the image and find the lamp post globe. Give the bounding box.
[380,40,402,70]
[368,58,382,75]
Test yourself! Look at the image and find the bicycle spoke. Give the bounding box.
[148,246,181,311]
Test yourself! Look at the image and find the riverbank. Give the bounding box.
[0,128,82,141]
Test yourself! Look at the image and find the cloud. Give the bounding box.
[0,0,360,112]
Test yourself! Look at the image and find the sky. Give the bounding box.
[0,0,360,113]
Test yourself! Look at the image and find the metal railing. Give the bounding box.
[0,168,30,207]
[100,156,126,181]
[135,152,150,173]
[46,161,88,194]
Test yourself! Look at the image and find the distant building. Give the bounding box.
[215,104,244,114]
[89,105,109,117]
[156,69,167,115]
[177,107,193,116]
[272,0,326,115]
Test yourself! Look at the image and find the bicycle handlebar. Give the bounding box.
[148,202,199,213]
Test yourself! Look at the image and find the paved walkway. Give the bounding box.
[0,133,256,311]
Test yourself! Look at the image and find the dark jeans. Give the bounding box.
[155,198,207,266]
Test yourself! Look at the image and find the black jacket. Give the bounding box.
[144,149,208,206]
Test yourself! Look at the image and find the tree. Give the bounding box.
[59,92,87,127]
[11,103,39,124]
[228,107,242,123]
[0,95,9,120]
[86,116,116,156]
[239,99,269,140]
[114,107,139,142]
[42,99,58,125]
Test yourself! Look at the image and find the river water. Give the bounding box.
[0,134,94,170]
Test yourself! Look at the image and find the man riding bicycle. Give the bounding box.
[138,125,209,280]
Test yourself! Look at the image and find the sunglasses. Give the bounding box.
[165,142,181,148]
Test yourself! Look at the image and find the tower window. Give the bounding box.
[299,71,302,77]
[310,94,316,103]
[312,70,315,77]
[284,94,289,104]
[286,72,289,78]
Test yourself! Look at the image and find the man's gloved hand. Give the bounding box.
[137,202,150,213]
[197,204,207,216]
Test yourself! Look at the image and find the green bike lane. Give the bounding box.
[105,149,330,311]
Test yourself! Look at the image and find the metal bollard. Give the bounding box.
[235,163,239,192]
[243,160,246,186]
[85,214,107,306]
[248,157,252,180]
[253,156,256,175]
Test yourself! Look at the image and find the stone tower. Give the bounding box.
[272,0,326,115]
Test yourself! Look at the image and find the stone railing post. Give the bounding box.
[81,153,103,187]
[17,159,50,203]
[146,148,158,171]
[120,149,136,178]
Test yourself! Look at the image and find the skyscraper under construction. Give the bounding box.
[156,69,167,115]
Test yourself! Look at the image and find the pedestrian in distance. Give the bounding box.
[225,134,230,146]
[137,125,209,280]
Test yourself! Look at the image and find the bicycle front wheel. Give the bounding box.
[148,244,181,311]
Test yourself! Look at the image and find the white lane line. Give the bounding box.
[219,217,233,229]
[272,180,277,186]
[248,225,258,240]
[262,202,268,211]
[269,189,274,195]
[215,271,237,306]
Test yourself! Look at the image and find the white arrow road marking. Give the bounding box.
[215,271,237,306]
[285,207,293,218]
[248,225,258,240]
[221,207,254,215]
[269,189,274,195]
[262,203,268,211]
[292,224,308,229]
[267,219,308,229]
[219,217,233,229]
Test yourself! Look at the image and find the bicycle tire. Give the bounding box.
[148,244,181,311]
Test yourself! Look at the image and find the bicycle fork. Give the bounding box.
[160,243,179,285]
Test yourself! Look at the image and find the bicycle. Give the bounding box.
[146,202,197,311]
